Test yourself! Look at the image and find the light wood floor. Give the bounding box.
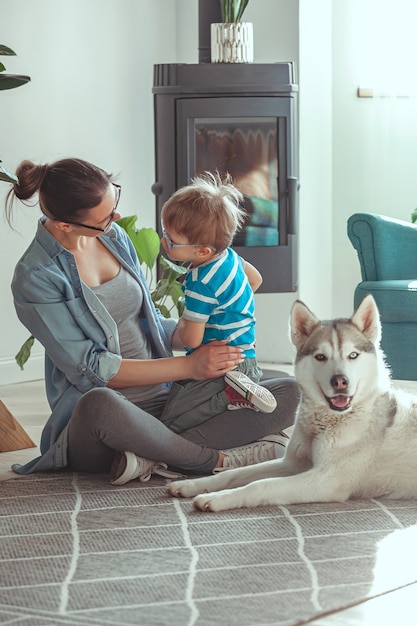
[0,379,47,480]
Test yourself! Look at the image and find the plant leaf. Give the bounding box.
[0,45,16,56]
[0,74,31,91]
[235,0,250,22]
[152,277,173,301]
[116,216,160,269]
[15,335,35,370]
[0,164,18,183]
[115,215,138,232]
[177,297,185,317]
[220,0,249,22]
[153,302,171,319]
[159,255,187,277]
[221,0,230,21]
[133,228,160,269]
[167,282,185,305]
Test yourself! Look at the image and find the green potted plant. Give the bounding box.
[212,0,253,63]
[15,217,186,369]
[0,44,30,183]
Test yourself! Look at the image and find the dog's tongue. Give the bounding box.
[330,395,351,409]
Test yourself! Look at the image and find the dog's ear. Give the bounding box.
[351,294,381,345]
[290,300,321,348]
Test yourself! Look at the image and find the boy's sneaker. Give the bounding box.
[111,451,185,486]
[214,433,289,473]
[225,370,277,413]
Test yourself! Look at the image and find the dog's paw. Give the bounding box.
[192,492,229,512]
[166,478,203,498]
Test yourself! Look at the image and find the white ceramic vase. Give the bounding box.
[210,22,254,63]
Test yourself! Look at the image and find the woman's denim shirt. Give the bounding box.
[11,218,177,474]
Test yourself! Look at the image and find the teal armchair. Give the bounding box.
[347,212,417,381]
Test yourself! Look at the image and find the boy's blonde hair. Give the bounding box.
[161,171,246,252]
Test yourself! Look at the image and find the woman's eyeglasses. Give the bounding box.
[59,183,121,233]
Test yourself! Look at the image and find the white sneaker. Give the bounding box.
[111,451,185,486]
[214,433,289,473]
[224,370,277,413]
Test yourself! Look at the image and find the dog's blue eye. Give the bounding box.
[315,354,327,362]
[349,352,359,359]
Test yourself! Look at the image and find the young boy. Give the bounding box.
[158,171,279,435]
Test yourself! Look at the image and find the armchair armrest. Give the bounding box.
[348,212,417,280]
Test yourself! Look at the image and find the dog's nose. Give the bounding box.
[331,375,349,390]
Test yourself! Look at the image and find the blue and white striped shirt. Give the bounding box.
[182,248,256,358]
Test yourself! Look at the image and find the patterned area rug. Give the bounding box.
[1,472,417,626]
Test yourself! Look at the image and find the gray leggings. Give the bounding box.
[67,375,300,475]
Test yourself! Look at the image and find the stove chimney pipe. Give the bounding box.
[198,0,222,63]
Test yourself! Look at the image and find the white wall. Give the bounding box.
[1,0,417,384]
[332,0,417,318]
[297,0,332,321]
[0,0,176,383]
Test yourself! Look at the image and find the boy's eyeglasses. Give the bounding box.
[58,183,121,233]
[161,223,216,251]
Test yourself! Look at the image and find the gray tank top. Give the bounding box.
[91,266,170,403]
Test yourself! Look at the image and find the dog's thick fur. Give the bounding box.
[167,295,417,511]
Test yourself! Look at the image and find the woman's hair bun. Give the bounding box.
[14,161,48,201]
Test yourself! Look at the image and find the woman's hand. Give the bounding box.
[186,341,244,380]
[109,341,243,389]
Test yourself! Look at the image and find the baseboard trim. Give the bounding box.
[0,355,44,385]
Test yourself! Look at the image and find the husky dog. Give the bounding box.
[166,294,417,511]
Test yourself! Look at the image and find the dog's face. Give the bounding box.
[290,295,388,412]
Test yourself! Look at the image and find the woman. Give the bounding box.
[6,157,299,485]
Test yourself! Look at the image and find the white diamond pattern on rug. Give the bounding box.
[1,473,417,625]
